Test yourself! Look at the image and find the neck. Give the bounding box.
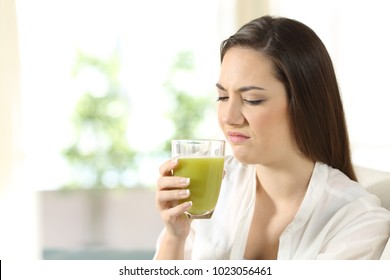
[255,156,315,204]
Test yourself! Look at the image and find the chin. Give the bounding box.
[231,149,258,165]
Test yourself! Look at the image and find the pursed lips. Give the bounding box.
[227,131,250,143]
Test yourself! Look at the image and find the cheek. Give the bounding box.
[248,115,269,136]
[217,103,226,127]
[250,106,290,136]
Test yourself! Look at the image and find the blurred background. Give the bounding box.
[1,0,389,259]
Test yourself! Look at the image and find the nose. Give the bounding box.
[219,98,245,127]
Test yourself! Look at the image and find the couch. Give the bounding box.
[355,165,390,260]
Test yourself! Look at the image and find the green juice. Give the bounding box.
[174,157,225,217]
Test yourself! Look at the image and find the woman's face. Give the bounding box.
[217,47,297,165]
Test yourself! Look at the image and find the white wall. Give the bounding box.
[0,0,40,260]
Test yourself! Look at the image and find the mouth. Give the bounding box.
[227,131,250,143]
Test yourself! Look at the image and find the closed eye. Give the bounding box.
[243,99,264,105]
[217,96,229,102]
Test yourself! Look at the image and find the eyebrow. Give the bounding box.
[216,83,265,92]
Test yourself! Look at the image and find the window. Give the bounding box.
[17,0,222,190]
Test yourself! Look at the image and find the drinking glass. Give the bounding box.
[172,139,225,219]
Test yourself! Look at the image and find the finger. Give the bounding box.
[159,158,178,176]
[156,188,190,204]
[157,176,190,191]
[162,201,193,221]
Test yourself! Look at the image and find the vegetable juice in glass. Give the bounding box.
[172,140,225,219]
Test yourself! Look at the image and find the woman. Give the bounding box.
[154,15,390,259]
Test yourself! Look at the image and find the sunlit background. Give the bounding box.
[1,0,389,259]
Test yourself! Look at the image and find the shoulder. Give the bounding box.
[307,162,390,224]
[307,163,390,259]
[315,162,372,201]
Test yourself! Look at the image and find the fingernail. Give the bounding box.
[183,201,192,209]
[179,178,190,185]
[178,189,190,197]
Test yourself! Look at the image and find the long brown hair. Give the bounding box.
[221,15,357,181]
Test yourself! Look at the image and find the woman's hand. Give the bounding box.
[155,158,192,240]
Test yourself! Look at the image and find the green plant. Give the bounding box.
[162,51,213,153]
[62,50,135,189]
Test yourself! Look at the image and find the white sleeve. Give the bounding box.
[317,208,390,259]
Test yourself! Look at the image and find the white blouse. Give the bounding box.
[155,156,390,259]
